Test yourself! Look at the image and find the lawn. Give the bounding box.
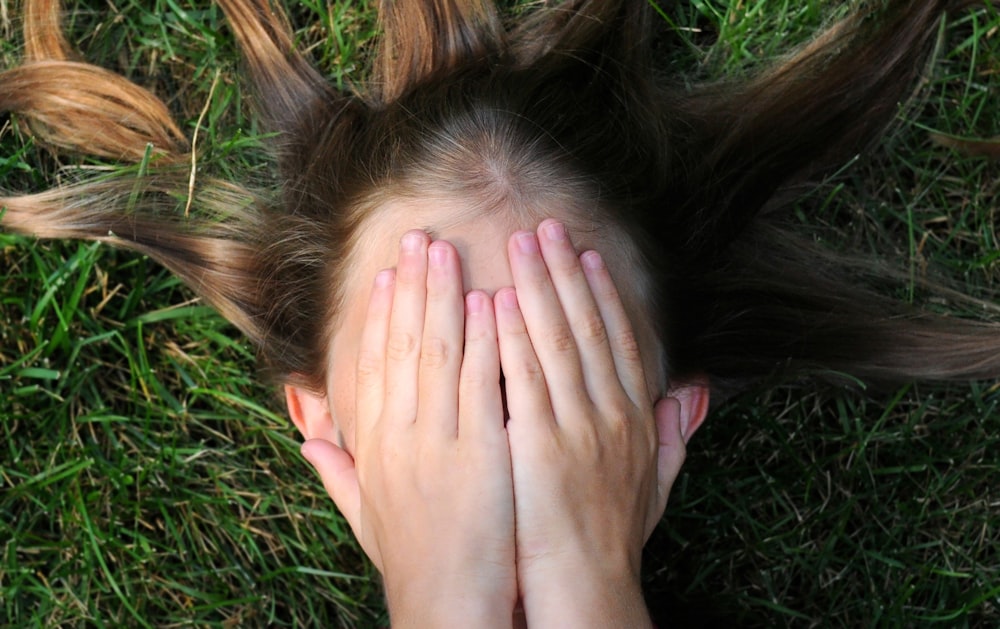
[2,1,998,626]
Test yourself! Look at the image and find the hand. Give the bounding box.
[496,220,686,628]
[301,231,517,628]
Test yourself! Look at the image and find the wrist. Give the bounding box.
[519,556,651,629]
[386,575,516,629]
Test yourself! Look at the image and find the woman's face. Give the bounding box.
[292,197,666,451]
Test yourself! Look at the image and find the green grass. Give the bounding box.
[2,1,999,626]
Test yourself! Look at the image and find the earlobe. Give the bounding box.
[284,384,336,442]
[668,375,710,443]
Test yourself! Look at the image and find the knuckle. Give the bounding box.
[509,354,545,385]
[545,324,577,354]
[419,336,450,370]
[523,358,545,381]
[611,328,642,363]
[604,402,633,432]
[465,320,491,343]
[573,312,608,345]
[573,423,601,456]
[386,329,418,362]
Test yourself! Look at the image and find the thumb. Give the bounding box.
[301,438,361,531]
[645,397,687,541]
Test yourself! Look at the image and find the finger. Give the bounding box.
[355,268,396,443]
[536,220,619,408]
[418,240,465,436]
[507,229,587,420]
[495,287,554,430]
[645,397,686,542]
[580,249,649,406]
[384,230,430,424]
[300,439,365,546]
[458,290,504,442]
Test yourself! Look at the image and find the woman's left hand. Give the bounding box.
[495,220,685,629]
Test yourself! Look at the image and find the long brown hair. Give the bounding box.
[1,0,997,398]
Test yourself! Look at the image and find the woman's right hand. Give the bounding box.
[301,231,517,628]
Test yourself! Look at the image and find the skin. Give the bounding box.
[288,199,679,450]
[288,206,710,626]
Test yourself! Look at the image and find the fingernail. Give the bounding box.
[498,288,518,310]
[582,250,604,270]
[429,242,448,267]
[466,292,485,315]
[516,232,539,255]
[401,231,423,252]
[544,221,566,241]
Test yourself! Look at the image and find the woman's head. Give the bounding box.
[272,69,672,443]
[3,0,999,443]
[226,0,681,444]
[252,0,672,400]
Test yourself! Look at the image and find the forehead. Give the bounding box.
[332,195,667,395]
[350,197,556,294]
[344,195,654,305]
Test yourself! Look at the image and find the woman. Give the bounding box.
[2,0,997,624]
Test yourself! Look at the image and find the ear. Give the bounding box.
[284,384,338,442]
[667,375,710,443]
